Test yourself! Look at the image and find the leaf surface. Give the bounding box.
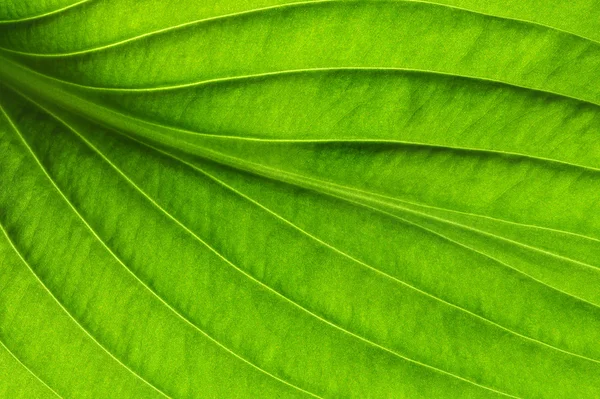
[1,1,600,398]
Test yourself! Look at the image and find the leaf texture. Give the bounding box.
[0,0,600,398]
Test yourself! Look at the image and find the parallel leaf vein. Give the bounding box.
[0,331,63,398]
[11,64,600,110]
[139,138,600,364]
[42,96,521,399]
[0,103,173,399]
[0,0,597,55]
[6,97,322,399]
[0,0,92,24]
[155,138,600,311]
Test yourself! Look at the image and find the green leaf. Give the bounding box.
[1,1,599,397]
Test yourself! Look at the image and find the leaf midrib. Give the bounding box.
[2,55,600,181]
[4,61,599,271]
[4,58,600,268]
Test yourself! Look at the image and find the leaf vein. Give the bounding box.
[0,0,596,55]
[8,98,322,399]
[141,139,600,364]
[0,103,174,399]
[0,333,63,398]
[42,103,523,399]
[0,0,92,24]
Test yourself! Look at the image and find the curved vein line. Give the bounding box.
[0,334,63,398]
[194,140,600,245]
[386,201,600,272]
[0,0,92,24]
[340,187,600,293]
[176,142,600,272]
[151,140,600,312]
[51,107,522,399]
[17,66,600,109]
[340,193,600,310]
[0,0,328,57]
[338,183,600,245]
[140,141,600,365]
[161,134,600,245]
[0,105,173,399]
[0,0,597,56]
[3,59,600,175]
[249,168,600,272]
[186,139,600,270]
[6,63,596,245]
[6,99,322,399]
[167,136,600,176]
[99,115,600,244]
[7,56,600,175]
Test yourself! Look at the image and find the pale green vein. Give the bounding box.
[337,191,600,311]
[138,134,600,312]
[379,200,600,272]
[44,96,522,399]
[152,135,600,247]
[0,333,62,398]
[157,135,600,176]
[187,142,600,273]
[0,104,174,399]
[3,56,600,177]
[107,113,600,246]
[1,99,321,399]
[5,61,597,109]
[0,0,92,24]
[346,186,600,246]
[3,56,600,178]
[7,64,598,252]
[138,138,600,365]
[3,64,597,249]
[0,0,597,56]
[0,0,331,57]
[7,76,600,282]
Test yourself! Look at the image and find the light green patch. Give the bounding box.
[0,1,599,397]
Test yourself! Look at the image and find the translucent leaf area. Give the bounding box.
[1,1,600,398]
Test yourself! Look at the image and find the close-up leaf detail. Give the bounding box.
[1,1,600,398]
